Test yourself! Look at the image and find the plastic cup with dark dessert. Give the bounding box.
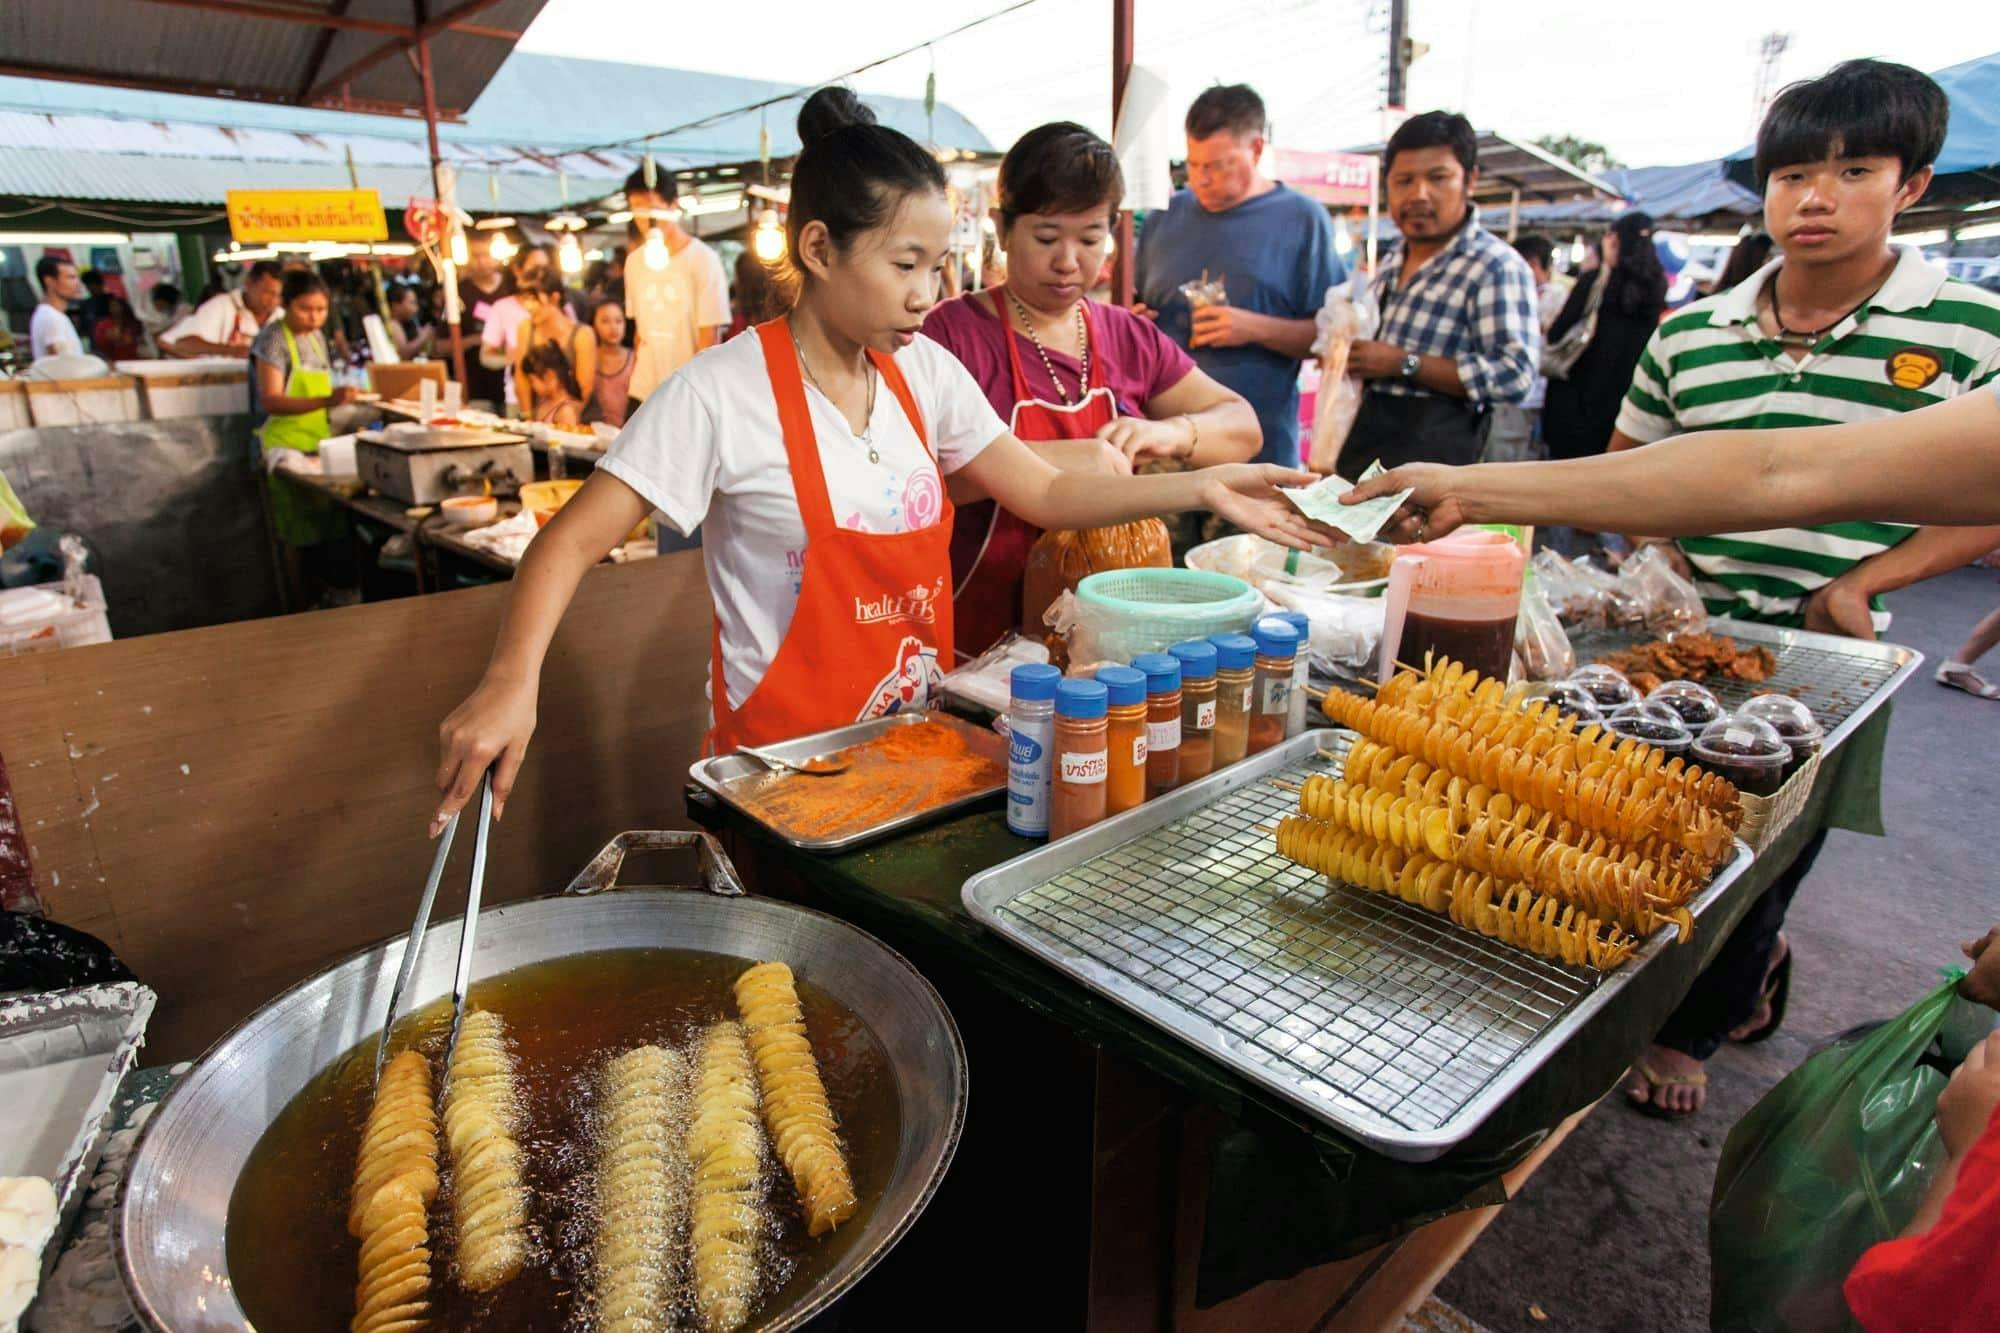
[1735,694,1825,777]
[1527,680,1602,730]
[1603,702,1693,759]
[1566,663,1639,711]
[1692,715,1790,797]
[1647,680,1723,728]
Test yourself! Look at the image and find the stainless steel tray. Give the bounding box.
[690,710,1009,853]
[963,731,1752,1160]
[1574,618,1920,754]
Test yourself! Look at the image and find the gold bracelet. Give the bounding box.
[1180,413,1199,461]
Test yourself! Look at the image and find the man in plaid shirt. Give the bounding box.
[1336,111,1542,478]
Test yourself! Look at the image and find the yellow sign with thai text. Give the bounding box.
[226,189,388,243]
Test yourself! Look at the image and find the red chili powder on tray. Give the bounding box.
[728,720,1005,841]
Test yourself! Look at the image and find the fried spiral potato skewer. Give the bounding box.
[1275,816,1640,970]
[689,1022,767,1332]
[595,1045,687,1333]
[349,1049,439,1333]
[1341,737,1707,904]
[734,962,857,1237]
[1296,774,1692,940]
[443,1009,527,1292]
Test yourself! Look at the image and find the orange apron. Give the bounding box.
[948,292,1119,662]
[707,320,957,753]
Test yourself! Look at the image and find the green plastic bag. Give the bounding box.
[1709,980,1956,1332]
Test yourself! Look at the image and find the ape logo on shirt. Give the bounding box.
[1885,346,1943,390]
[853,577,944,627]
[859,635,943,720]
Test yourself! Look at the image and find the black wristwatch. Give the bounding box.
[1398,352,1422,381]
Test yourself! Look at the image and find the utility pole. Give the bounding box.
[1111,0,1135,306]
[1752,31,1791,135]
[1386,0,1410,110]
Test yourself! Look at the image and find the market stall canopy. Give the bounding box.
[0,0,549,120]
[1504,160,1760,231]
[1722,48,2000,203]
[1343,129,1621,206]
[0,53,993,215]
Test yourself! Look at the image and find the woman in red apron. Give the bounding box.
[924,121,1261,660]
[431,90,1329,829]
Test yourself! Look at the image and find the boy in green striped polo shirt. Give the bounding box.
[1612,63,2000,638]
[1610,59,2000,1119]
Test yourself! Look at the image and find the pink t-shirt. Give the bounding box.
[921,292,1196,425]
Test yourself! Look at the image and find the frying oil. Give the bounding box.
[226,948,899,1330]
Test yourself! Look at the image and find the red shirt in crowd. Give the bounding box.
[1845,1104,2000,1331]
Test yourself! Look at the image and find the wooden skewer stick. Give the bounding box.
[1269,778,1304,793]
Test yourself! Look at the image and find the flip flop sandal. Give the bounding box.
[1733,948,1793,1046]
[1626,1060,1707,1121]
[1936,664,2000,700]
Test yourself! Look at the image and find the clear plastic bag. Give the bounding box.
[1308,271,1380,475]
[1512,572,1574,681]
[1709,979,1957,1333]
[1617,542,1709,636]
[1531,548,1610,630]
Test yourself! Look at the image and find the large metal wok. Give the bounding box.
[116,831,967,1330]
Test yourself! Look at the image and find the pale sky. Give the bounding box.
[519,0,2000,167]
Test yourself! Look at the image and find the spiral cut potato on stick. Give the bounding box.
[1321,666,1738,864]
[688,1022,767,1332]
[1276,816,1641,970]
[443,1009,528,1292]
[349,1049,440,1333]
[733,962,857,1237]
[595,1045,688,1333]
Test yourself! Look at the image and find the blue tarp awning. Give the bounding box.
[1723,49,2000,199]
[1504,160,1758,229]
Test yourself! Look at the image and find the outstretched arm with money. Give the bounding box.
[1341,387,2000,540]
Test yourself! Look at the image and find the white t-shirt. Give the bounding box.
[598,331,1007,710]
[162,291,268,349]
[29,304,80,360]
[625,236,730,402]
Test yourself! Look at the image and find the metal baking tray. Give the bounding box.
[690,710,1009,853]
[357,425,527,452]
[1573,618,1920,754]
[0,982,155,1291]
[963,731,1752,1160]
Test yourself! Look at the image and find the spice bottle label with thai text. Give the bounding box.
[1195,700,1216,730]
[1060,751,1108,785]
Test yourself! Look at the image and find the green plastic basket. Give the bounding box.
[1071,568,1262,662]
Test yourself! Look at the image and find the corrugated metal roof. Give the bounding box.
[0,0,548,118]
[0,50,995,211]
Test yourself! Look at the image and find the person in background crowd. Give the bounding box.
[479,244,566,413]
[727,248,785,341]
[623,167,729,419]
[252,268,358,605]
[1513,235,1572,333]
[29,256,83,361]
[142,282,189,354]
[519,341,585,427]
[1134,83,1344,470]
[457,231,512,408]
[1334,111,1542,477]
[90,294,144,364]
[387,283,435,360]
[586,301,634,429]
[513,268,595,424]
[1935,607,2000,699]
[1712,231,1776,294]
[73,269,108,346]
[161,261,281,359]
[1594,58,2000,1118]
[1543,211,1669,462]
[925,119,1261,659]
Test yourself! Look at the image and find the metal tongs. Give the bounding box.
[373,773,497,1086]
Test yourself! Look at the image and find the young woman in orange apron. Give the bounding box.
[925,121,1263,661]
[430,89,1331,831]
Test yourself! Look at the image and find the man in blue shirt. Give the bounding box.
[1135,84,1344,469]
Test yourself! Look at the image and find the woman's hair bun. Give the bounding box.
[797,86,877,147]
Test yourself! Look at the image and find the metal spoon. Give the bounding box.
[739,743,851,776]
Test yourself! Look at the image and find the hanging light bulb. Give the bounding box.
[557,233,583,275]
[751,208,785,264]
[449,227,469,267]
[489,230,516,265]
[643,226,669,272]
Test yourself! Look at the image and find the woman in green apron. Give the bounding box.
[251,269,357,598]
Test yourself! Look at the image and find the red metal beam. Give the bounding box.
[306,0,506,103]
[417,38,470,389]
[297,0,360,102]
[0,56,461,119]
[134,0,417,37]
[1110,0,1135,307]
